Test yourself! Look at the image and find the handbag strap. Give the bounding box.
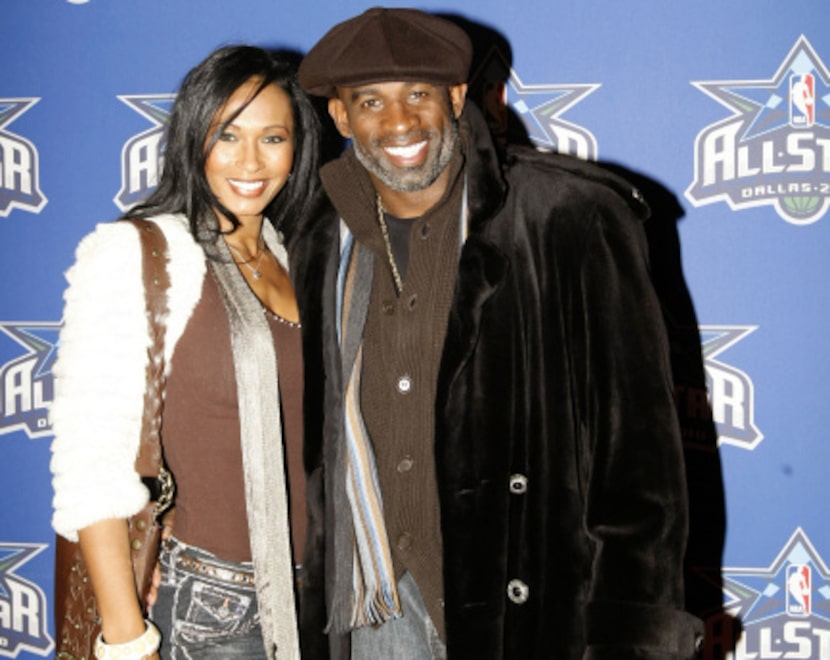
[124,219,170,484]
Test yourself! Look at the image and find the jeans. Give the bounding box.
[152,537,265,660]
[351,571,446,660]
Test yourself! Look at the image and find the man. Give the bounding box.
[294,7,704,659]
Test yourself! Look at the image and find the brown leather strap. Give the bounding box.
[54,219,173,660]
[124,218,170,480]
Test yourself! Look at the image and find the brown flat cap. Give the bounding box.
[299,7,472,97]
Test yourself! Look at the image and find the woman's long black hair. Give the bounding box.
[127,45,321,246]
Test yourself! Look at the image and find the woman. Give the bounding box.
[50,45,322,659]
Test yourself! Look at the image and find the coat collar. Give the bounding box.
[458,103,508,231]
[438,105,511,387]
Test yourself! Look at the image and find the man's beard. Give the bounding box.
[353,118,458,193]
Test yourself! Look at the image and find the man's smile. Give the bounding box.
[383,140,428,162]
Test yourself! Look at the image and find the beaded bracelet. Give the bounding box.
[93,619,161,660]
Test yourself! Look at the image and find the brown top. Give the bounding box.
[267,309,307,565]
[162,269,305,564]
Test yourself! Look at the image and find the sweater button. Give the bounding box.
[396,375,412,394]
[397,533,412,551]
[397,456,414,473]
[382,300,395,315]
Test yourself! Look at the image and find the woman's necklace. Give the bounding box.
[376,194,403,294]
[227,234,266,280]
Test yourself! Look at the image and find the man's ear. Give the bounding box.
[448,83,468,119]
[328,97,353,139]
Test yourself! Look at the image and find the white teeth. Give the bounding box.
[229,179,264,192]
[385,141,426,158]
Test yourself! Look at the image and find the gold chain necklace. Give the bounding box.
[376,194,403,294]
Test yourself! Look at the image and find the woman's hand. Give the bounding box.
[78,518,147,644]
[144,508,175,610]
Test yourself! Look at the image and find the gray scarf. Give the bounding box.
[209,222,300,660]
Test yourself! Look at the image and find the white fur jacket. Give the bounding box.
[51,214,207,541]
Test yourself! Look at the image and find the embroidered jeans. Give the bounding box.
[152,537,265,660]
[351,571,446,660]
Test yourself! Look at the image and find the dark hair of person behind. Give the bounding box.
[127,45,321,248]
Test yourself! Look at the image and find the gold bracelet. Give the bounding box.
[94,619,161,660]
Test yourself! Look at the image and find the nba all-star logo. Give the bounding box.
[0,322,59,439]
[699,529,830,659]
[0,543,53,657]
[470,46,600,160]
[114,94,174,212]
[701,326,762,450]
[0,99,47,218]
[686,36,830,225]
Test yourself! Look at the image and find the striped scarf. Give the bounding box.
[333,225,403,629]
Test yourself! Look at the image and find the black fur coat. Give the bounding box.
[290,104,703,659]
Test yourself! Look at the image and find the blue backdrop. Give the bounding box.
[2,1,829,658]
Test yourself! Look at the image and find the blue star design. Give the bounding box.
[471,46,599,157]
[114,94,175,212]
[117,94,175,127]
[0,98,38,131]
[0,543,46,600]
[700,326,757,360]
[505,69,599,151]
[693,35,830,141]
[0,542,54,655]
[0,322,61,379]
[718,529,830,625]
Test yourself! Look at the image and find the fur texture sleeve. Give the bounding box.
[50,221,151,540]
[50,215,205,540]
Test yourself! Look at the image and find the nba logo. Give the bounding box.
[786,564,811,616]
[790,73,815,128]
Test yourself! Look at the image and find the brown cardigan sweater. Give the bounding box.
[321,146,465,639]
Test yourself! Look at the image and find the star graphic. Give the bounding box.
[114,94,175,212]
[0,97,48,217]
[0,98,39,131]
[0,543,46,600]
[117,94,175,127]
[505,70,599,152]
[700,325,757,360]
[471,46,599,158]
[699,325,762,449]
[719,528,830,625]
[692,35,830,142]
[0,542,54,656]
[0,322,61,379]
[0,321,60,438]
